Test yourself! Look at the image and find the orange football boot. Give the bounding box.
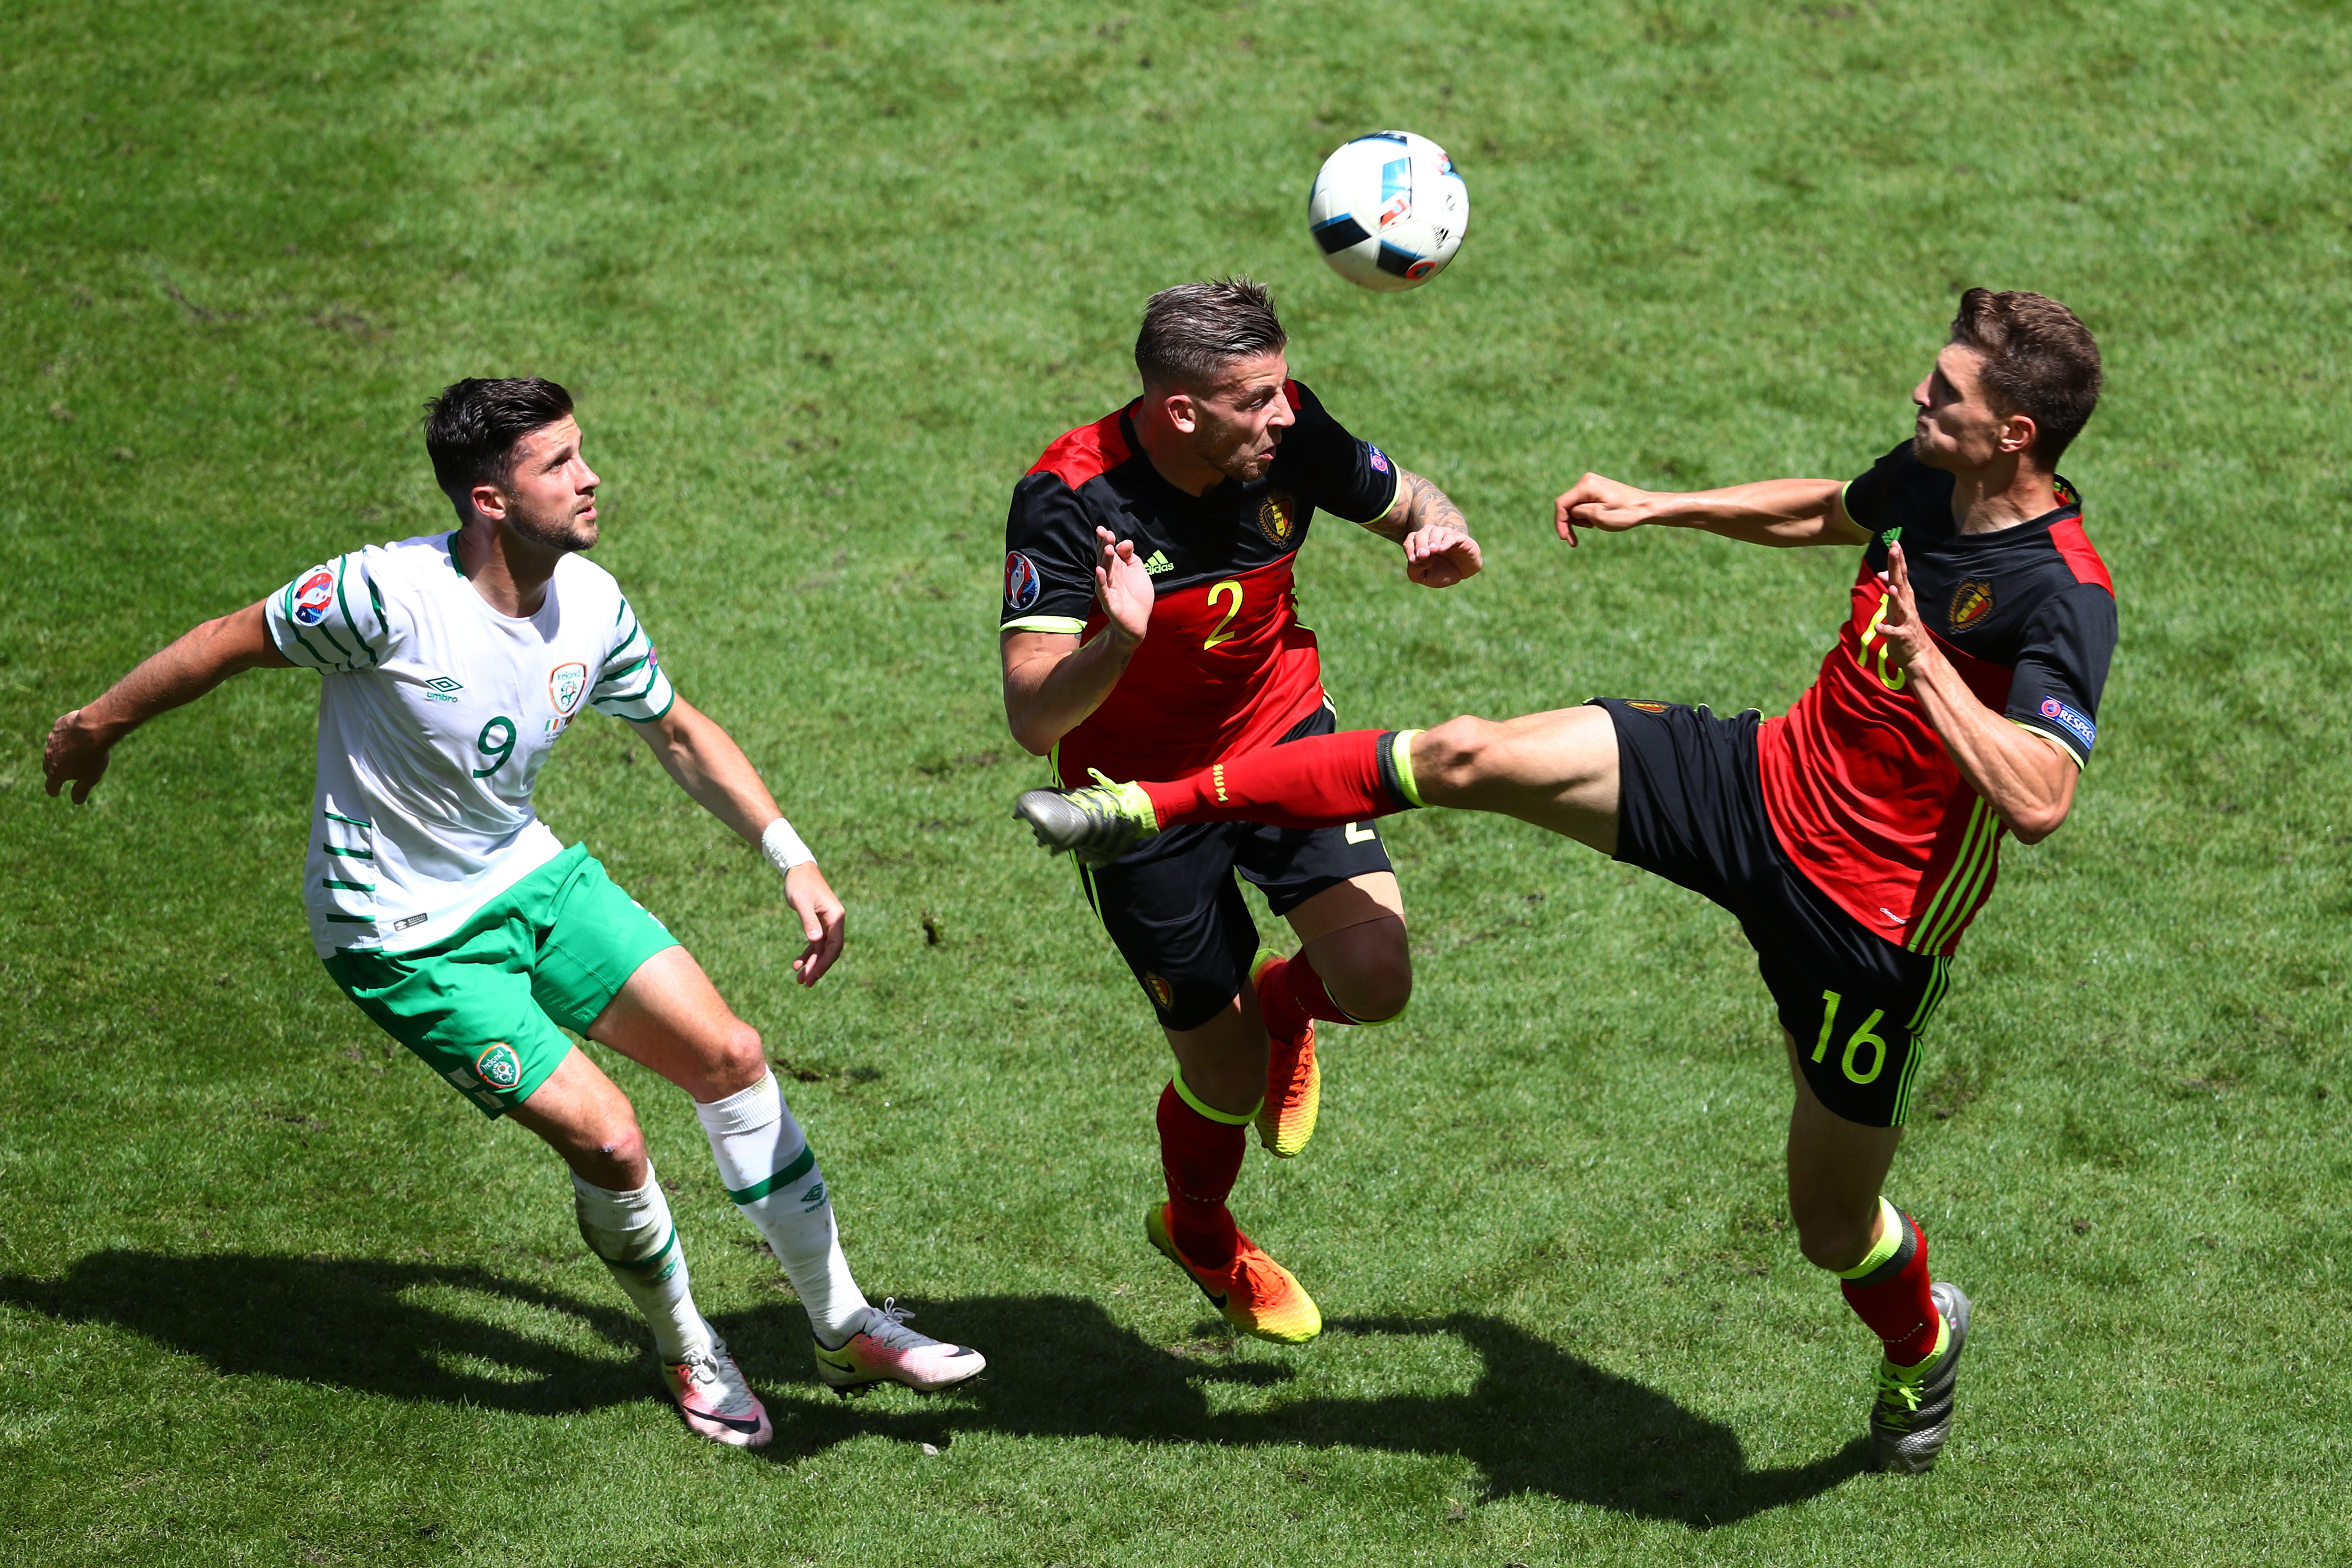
[1146,1202,1323,1344]
[1252,948,1320,1158]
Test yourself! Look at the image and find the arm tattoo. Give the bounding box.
[1364,469,1468,543]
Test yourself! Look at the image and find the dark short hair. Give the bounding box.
[1949,289,2103,463]
[1136,278,1288,390]
[422,377,575,499]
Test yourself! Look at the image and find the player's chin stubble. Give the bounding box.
[509,503,599,554]
[1209,442,1277,484]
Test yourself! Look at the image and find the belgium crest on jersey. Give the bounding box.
[1948,580,1994,631]
[1256,492,1298,547]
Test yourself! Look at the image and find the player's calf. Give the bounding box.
[695,1069,988,1393]
[573,1162,777,1446]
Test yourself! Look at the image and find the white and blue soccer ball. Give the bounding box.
[1307,131,1469,292]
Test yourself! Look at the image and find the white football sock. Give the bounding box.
[695,1071,871,1345]
[571,1166,714,1363]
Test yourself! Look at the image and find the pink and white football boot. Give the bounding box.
[661,1338,775,1447]
[812,1299,986,1397]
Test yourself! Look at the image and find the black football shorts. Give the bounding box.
[1595,698,1953,1128]
[1081,702,1396,1032]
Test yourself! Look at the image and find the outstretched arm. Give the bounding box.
[1875,543,2078,843]
[1554,473,1870,549]
[43,600,294,803]
[630,697,846,985]
[1363,469,1482,587]
[1001,526,1155,754]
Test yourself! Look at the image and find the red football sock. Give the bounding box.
[1157,1081,1245,1271]
[1839,1204,1942,1365]
[1142,729,1413,830]
[1257,950,1355,1042]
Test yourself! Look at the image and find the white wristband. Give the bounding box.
[760,817,814,875]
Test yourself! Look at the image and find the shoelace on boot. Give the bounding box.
[1873,1358,1935,1420]
[860,1298,933,1350]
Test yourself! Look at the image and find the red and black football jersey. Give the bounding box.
[1758,440,2118,958]
[1000,381,1400,785]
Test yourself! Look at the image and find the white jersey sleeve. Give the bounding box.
[264,550,403,671]
[589,595,676,721]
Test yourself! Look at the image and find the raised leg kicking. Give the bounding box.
[1019,290,2116,1471]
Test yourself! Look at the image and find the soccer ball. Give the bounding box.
[1307,131,1469,292]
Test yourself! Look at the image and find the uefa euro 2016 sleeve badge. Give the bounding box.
[293,569,337,625]
[1004,551,1042,612]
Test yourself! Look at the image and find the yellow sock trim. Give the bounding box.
[1171,1071,1260,1126]
[1887,1314,1951,1381]
[1338,996,1409,1028]
[1836,1197,1905,1280]
[1390,730,1425,808]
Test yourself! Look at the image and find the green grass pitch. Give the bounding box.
[3,0,2348,1562]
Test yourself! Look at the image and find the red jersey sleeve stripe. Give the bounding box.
[2049,516,2113,594]
[1028,407,1134,488]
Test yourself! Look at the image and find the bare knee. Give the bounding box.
[595,1122,649,1170]
[1335,950,1412,1023]
[1417,715,1504,799]
[706,1020,767,1096]
[563,1118,649,1191]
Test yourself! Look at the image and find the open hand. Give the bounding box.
[1095,527,1154,645]
[784,861,846,987]
[1875,542,1939,675]
[1404,522,1482,588]
[1553,473,1653,545]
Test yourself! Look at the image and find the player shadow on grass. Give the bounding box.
[2,1253,1865,1526]
[0,1249,653,1417]
[741,1301,1870,1528]
[9,1260,1862,1523]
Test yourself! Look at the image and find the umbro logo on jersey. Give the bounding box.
[1143,550,1174,575]
[423,675,463,704]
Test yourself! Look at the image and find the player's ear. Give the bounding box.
[1160,389,1198,435]
[468,481,508,523]
[1998,410,2038,459]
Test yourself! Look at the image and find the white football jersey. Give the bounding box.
[263,531,676,956]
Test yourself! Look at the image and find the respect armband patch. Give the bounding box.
[2037,695,2097,751]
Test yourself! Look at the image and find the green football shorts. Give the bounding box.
[322,844,679,1118]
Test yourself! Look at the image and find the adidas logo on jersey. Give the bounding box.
[1143,550,1175,575]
